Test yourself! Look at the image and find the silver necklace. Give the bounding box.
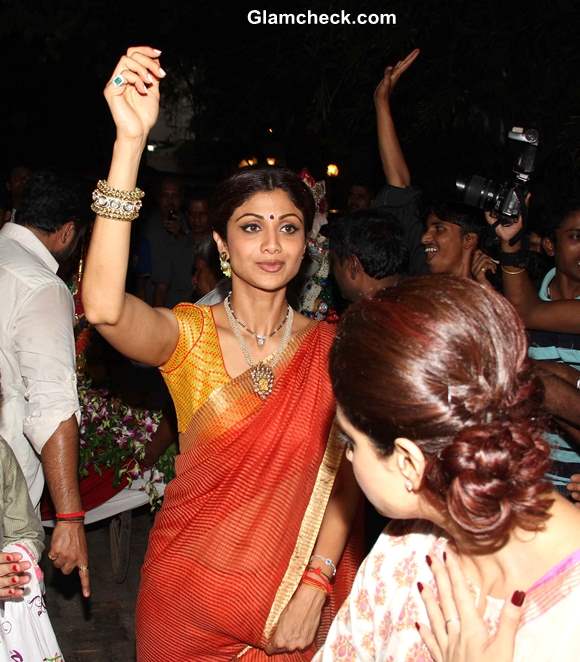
[225,293,290,347]
[224,295,294,399]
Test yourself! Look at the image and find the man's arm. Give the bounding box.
[41,415,89,596]
[15,281,90,596]
[374,49,419,188]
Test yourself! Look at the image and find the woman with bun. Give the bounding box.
[315,276,580,661]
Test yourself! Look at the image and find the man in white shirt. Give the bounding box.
[0,172,90,597]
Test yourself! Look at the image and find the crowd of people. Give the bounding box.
[0,44,578,661]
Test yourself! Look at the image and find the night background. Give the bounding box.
[1,0,579,206]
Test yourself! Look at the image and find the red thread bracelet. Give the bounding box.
[56,511,86,520]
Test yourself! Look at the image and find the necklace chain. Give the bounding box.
[224,292,294,399]
[225,293,290,346]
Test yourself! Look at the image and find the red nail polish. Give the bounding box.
[11,577,17,584]
[511,590,526,607]
[443,551,447,562]
[415,622,421,631]
[417,581,424,593]
[425,555,432,567]
[11,565,18,572]
[8,589,15,595]
[5,555,11,562]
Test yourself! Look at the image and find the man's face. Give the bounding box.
[187,199,209,233]
[421,213,469,275]
[158,180,183,219]
[347,185,372,212]
[552,211,580,283]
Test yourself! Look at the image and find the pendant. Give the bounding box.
[250,362,275,399]
[256,335,266,347]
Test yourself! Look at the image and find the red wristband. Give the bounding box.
[56,511,86,520]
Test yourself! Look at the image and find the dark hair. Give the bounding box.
[331,276,552,550]
[208,167,315,239]
[537,197,580,241]
[327,208,408,278]
[16,171,88,233]
[429,201,487,237]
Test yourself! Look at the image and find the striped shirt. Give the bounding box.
[528,268,580,491]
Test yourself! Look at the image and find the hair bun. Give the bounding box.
[439,419,552,548]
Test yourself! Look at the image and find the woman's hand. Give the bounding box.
[567,474,580,505]
[471,250,498,288]
[418,550,524,662]
[0,552,31,599]
[374,48,420,111]
[265,583,326,654]
[104,46,166,141]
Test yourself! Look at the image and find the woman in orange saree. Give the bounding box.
[136,304,362,660]
[82,47,363,661]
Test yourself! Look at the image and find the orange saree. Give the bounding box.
[136,305,363,661]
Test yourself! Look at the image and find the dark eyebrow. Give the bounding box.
[234,212,304,224]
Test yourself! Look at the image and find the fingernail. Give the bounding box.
[417,581,424,593]
[5,555,12,562]
[11,577,18,584]
[443,551,447,562]
[8,589,15,596]
[425,555,432,567]
[146,73,153,83]
[153,49,162,55]
[511,590,526,607]
[11,565,18,572]
[415,622,421,631]
[158,67,167,77]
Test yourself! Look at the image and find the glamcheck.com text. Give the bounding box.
[247,10,397,26]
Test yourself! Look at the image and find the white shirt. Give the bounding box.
[0,223,80,507]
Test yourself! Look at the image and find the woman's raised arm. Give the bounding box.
[82,46,178,366]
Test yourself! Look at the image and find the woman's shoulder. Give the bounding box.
[160,304,213,374]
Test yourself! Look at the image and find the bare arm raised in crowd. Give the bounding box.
[82,47,178,365]
[488,214,580,333]
[374,49,419,188]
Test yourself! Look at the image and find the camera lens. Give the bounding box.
[456,175,498,210]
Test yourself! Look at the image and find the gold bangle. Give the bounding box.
[91,180,145,222]
[501,266,526,275]
[96,179,144,201]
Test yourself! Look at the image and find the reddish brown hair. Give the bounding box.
[331,275,553,550]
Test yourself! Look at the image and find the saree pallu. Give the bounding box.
[136,323,363,661]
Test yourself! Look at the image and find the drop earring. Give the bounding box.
[220,252,232,278]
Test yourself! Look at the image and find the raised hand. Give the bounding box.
[418,550,524,662]
[104,46,166,141]
[484,212,524,247]
[374,48,420,110]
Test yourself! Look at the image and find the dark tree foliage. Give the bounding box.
[1,0,578,201]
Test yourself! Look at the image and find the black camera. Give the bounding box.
[456,127,539,226]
